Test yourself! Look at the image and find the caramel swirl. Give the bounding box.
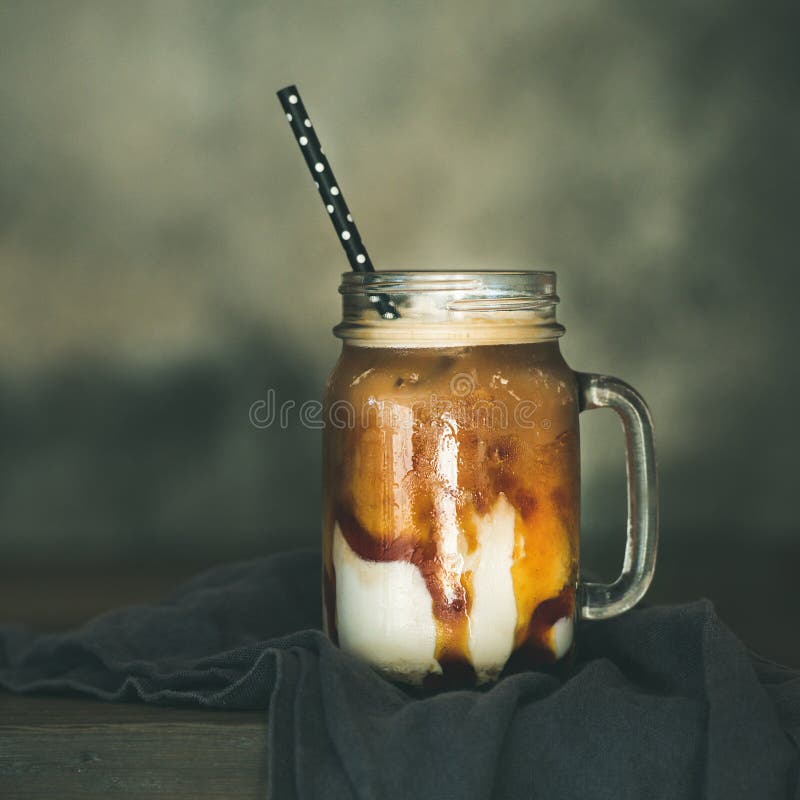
[323,343,579,686]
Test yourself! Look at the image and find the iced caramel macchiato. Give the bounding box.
[322,272,657,688]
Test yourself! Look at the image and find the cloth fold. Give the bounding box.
[1,550,798,799]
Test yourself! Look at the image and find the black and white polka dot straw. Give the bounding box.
[276,85,398,319]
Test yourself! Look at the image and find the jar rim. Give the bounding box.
[339,270,557,295]
[335,270,564,346]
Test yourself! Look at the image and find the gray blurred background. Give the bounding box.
[0,1,798,661]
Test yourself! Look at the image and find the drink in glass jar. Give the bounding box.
[322,272,657,687]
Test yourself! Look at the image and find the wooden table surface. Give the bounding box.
[0,692,267,799]
[0,566,269,799]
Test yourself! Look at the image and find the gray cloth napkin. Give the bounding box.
[1,549,799,799]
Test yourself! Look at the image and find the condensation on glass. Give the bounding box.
[322,271,657,688]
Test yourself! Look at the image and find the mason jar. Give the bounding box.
[322,271,657,688]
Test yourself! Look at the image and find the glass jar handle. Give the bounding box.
[577,372,659,620]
